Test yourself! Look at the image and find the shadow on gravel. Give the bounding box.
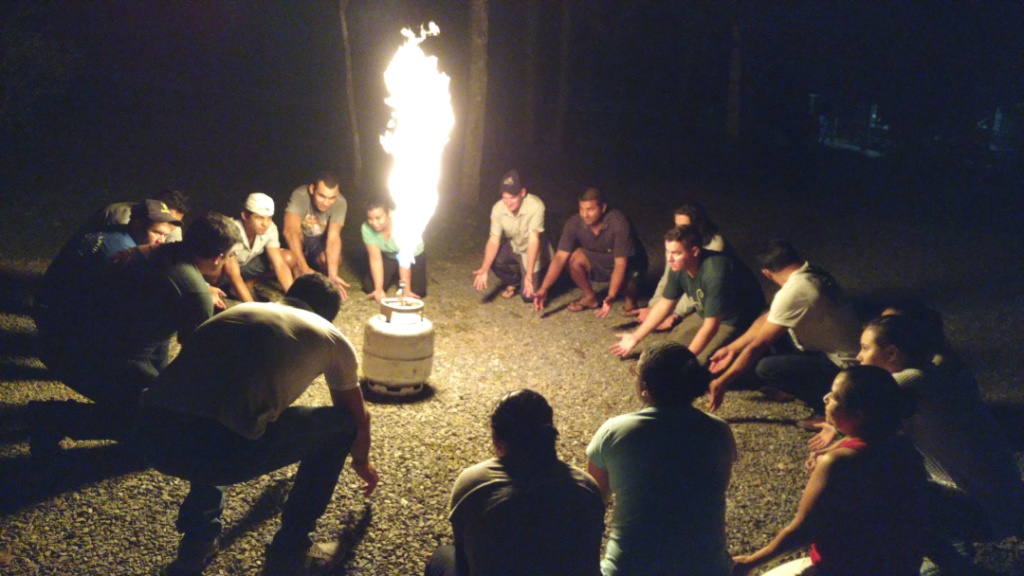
[0,442,145,515]
[219,476,292,551]
[361,383,436,405]
[0,265,39,315]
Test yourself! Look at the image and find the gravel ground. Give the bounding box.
[1,165,1022,575]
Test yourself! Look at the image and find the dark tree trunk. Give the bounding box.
[459,0,489,204]
[339,0,362,187]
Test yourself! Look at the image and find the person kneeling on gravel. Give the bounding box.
[426,389,605,576]
[138,273,379,576]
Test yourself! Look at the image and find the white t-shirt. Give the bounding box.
[231,218,281,266]
[141,302,358,439]
[767,262,859,367]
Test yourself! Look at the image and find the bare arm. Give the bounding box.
[265,246,294,292]
[222,255,254,303]
[365,243,386,303]
[329,386,379,496]
[586,459,612,503]
[687,315,723,357]
[610,297,677,357]
[595,256,629,318]
[533,249,570,311]
[325,221,346,287]
[472,235,501,291]
[523,230,541,298]
[707,314,786,411]
[283,211,313,275]
[732,452,838,575]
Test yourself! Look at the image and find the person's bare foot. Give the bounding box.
[567,297,600,311]
[501,285,518,299]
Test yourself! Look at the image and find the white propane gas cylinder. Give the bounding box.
[362,297,434,395]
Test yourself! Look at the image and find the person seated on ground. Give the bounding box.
[30,213,240,452]
[731,365,929,576]
[283,169,350,299]
[810,314,1024,571]
[611,225,763,364]
[217,192,296,302]
[361,196,427,303]
[471,169,552,302]
[626,201,730,330]
[36,198,186,338]
[426,389,605,576]
[139,273,378,576]
[706,240,860,417]
[533,187,648,317]
[587,342,736,576]
[77,188,190,244]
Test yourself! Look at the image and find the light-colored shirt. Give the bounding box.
[361,221,423,260]
[141,302,359,440]
[285,186,347,238]
[489,193,545,256]
[767,262,860,367]
[231,218,281,267]
[587,405,735,576]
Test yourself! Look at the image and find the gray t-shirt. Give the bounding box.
[284,186,347,238]
[449,457,605,576]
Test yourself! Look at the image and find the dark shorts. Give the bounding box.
[583,247,648,284]
[302,233,328,266]
[239,252,272,279]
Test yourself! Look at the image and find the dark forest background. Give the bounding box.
[1,1,1022,260]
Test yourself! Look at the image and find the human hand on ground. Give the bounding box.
[708,348,735,374]
[533,291,547,312]
[405,290,422,300]
[654,314,679,331]
[367,289,386,304]
[610,333,637,357]
[595,299,613,318]
[522,276,535,299]
[328,275,350,301]
[471,269,488,291]
[730,556,755,576]
[707,378,728,412]
[208,285,227,310]
[352,461,379,497]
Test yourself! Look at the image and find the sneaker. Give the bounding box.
[264,542,343,576]
[164,535,219,576]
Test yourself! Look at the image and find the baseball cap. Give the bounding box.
[244,192,275,217]
[498,170,522,196]
[131,199,183,226]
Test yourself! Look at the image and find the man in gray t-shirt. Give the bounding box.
[283,169,349,299]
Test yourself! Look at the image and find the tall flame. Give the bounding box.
[380,22,454,269]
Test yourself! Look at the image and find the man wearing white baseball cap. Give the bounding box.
[219,192,297,302]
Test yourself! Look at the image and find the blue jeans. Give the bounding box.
[140,404,357,549]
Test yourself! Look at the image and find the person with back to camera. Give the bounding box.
[426,388,605,576]
[731,365,929,576]
[625,201,730,330]
[361,195,427,303]
[810,313,1024,573]
[139,273,378,576]
[587,341,737,576]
